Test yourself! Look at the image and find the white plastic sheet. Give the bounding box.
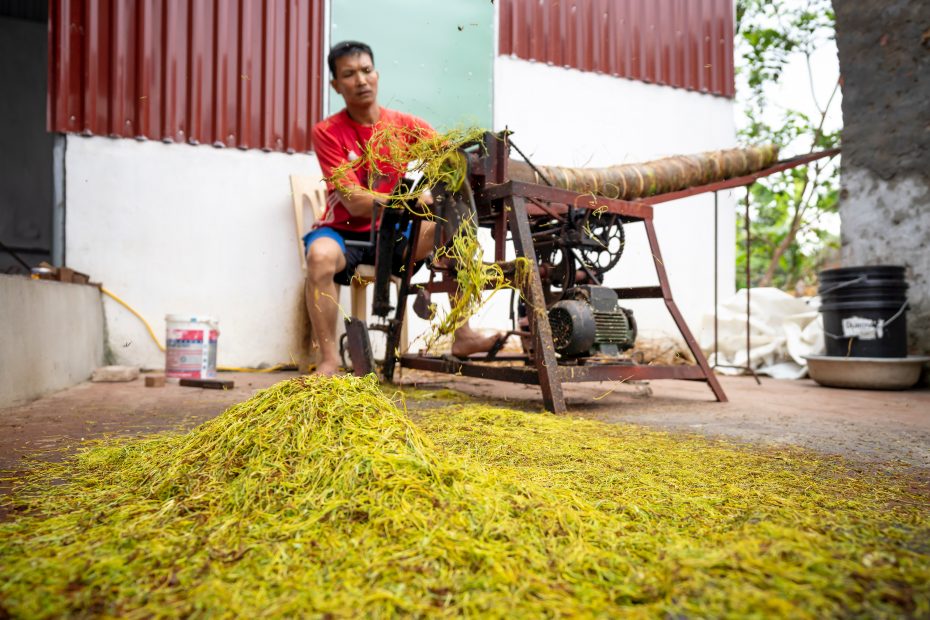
[699,287,824,379]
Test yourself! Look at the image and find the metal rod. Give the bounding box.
[639,148,840,205]
[401,355,710,383]
[0,239,33,270]
[745,187,761,385]
[714,191,718,365]
[643,217,728,402]
[745,189,750,369]
[709,187,759,384]
[382,216,421,383]
[481,181,654,221]
[613,286,663,299]
[508,139,554,187]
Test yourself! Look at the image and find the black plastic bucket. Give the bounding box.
[819,265,905,280]
[818,265,909,358]
[820,266,908,300]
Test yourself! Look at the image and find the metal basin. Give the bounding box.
[804,355,930,390]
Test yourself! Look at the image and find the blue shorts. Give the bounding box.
[303,226,420,286]
[303,226,349,254]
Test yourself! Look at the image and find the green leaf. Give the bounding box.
[735,0,839,290]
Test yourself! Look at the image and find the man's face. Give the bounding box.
[331,52,378,109]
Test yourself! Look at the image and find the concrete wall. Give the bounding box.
[0,17,55,273]
[0,275,104,407]
[834,1,930,357]
[65,136,324,370]
[488,56,739,339]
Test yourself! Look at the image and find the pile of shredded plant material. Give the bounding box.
[631,337,697,366]
[2,376,929,617]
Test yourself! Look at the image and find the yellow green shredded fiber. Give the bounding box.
[1,376,928,618]
[328,126,483,211]
[328,126,527,348]
[425,219,530,350]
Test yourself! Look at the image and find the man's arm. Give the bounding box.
[338,188,381,218]
[312,123,382,219]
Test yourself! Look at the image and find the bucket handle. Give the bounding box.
[816,274,868,298]
[823,300,908,341]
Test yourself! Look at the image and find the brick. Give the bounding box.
[144,375,166,388]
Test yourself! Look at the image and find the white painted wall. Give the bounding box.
[470,56,739,341]
[64,57,738,369]
[0,276,104,406]
[65,136,327,370]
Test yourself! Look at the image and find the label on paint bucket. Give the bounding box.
[165,315,219,378]
[841,316,884,340]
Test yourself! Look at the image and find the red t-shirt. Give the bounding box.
[311,107,434,233]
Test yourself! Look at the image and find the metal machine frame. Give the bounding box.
[362,132,727,413]
[349,132,839,414]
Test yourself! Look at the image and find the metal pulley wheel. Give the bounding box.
[535,242,576,305]
[575,211,625,276]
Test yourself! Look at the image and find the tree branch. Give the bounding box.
[757,72,839,287]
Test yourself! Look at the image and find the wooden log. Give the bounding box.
[508,145,779,200]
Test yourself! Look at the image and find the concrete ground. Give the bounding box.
[439,372,930,469]
[2,370,928,493]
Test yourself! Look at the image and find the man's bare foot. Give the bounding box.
[312,360,342,377]
[451,328,507,358]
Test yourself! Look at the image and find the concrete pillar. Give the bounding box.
[834,1,930,366]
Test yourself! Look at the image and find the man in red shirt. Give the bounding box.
[306,41,500,376]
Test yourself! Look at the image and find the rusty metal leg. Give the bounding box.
[494,202,507,262]
[643,218,728,403]
[507,196,566,413]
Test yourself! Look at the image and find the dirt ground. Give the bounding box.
[2,370,928,492]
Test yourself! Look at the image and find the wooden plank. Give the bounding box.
[179,378,234,390]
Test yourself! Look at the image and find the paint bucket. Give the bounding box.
[165,314,219,378]
[818,266,909,358]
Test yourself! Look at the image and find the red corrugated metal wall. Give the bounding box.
[498,0,735,98]
[48,0,325,152]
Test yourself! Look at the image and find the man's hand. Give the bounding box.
[340,186,431,218]
[417,189,434,209]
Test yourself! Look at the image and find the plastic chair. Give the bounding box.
[289,175,407,356]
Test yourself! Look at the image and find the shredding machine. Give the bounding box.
[341,131,836,413]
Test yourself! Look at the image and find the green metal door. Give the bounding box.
[327,0,493,131]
